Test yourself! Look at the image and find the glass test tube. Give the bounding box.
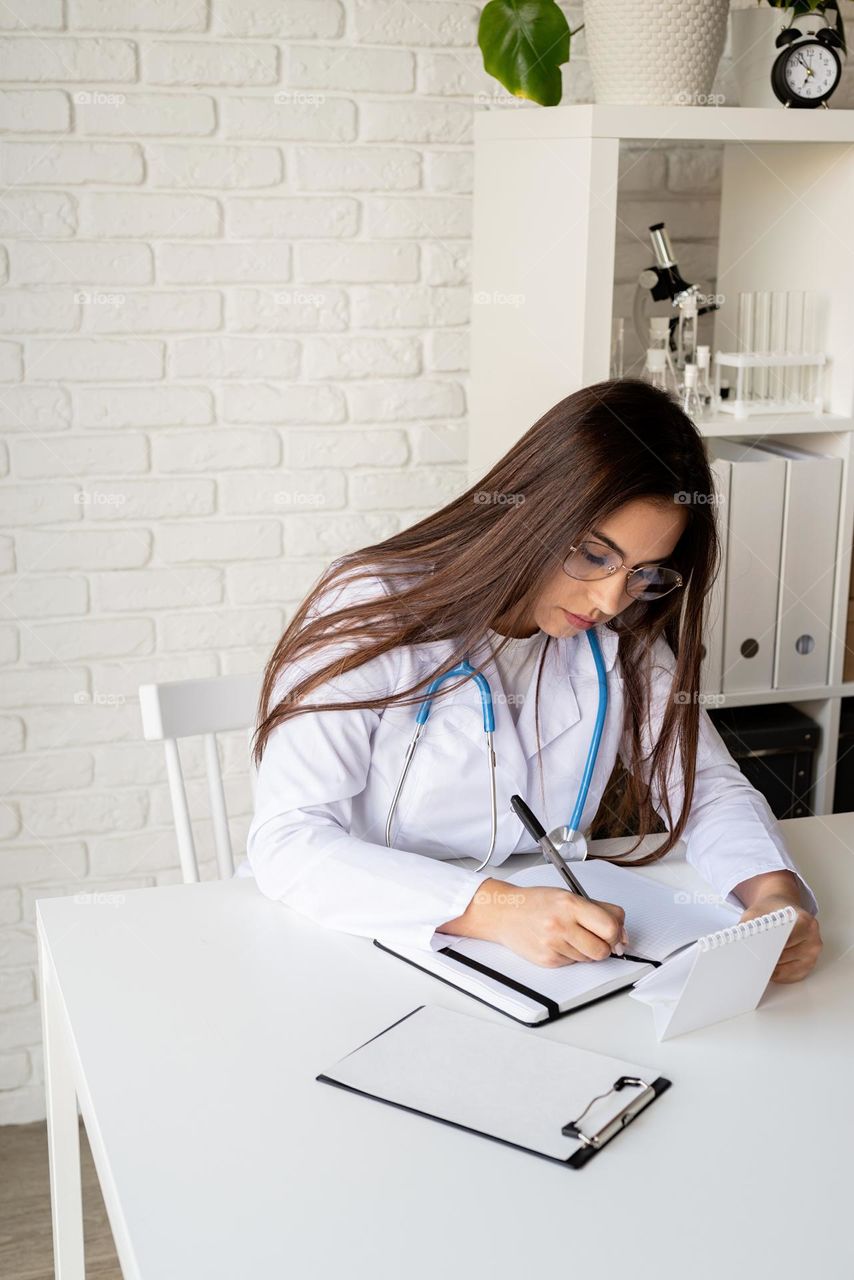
[753,290,771,403]
[769,291,788,404]
[649,316,678,393]
[785,290,804,404]
[610,316,625,379]
[737,291,755,403]
[802,290,821,408]
[678,294,698,371]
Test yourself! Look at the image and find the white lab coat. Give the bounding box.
[241,566,818,952]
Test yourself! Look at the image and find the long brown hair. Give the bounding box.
[252,377,720,865]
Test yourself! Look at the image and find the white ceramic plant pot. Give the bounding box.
[583,0,730,107]
[730,6,828,107]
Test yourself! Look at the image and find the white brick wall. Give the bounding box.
[2,0,819,1124]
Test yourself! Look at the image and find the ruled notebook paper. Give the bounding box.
[502,859,742,962]
[375,858,744,1024]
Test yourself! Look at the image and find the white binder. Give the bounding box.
[709,439,786,694]
[699,456,731,696]
[749,440,842,690]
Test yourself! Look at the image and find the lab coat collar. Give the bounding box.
[512,622,618,761]
[430,622,619,766]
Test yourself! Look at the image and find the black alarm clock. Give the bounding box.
[771,19,845,108]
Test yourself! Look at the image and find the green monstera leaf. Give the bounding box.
[478,0,572,107]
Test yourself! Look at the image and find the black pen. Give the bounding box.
[510,794,627,959]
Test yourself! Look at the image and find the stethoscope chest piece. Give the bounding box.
[545,827,589,862]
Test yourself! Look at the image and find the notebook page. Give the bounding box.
[505,860,740,963]
[321,1004,659,1162]
[439,934,651,1007]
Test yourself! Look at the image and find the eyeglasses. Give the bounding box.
[563,539,684,601]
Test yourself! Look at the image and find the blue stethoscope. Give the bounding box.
[384,628,609,871]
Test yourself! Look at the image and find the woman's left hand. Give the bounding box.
[738,894,822,983]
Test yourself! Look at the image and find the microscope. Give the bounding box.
[634,222,721,374]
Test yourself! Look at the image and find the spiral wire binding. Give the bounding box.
[697,905,797,952]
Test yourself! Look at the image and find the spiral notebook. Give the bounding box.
[317,1003,672,1169]
[629,905,797,1039]
[374,859,792,1030]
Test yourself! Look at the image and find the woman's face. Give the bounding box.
[521,497,687,639]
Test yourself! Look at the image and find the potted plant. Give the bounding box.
[730,1,848,107]
[477,0,730,107]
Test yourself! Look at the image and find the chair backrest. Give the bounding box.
[138,672,263,883]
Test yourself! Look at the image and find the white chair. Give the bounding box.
[139,672,263,884]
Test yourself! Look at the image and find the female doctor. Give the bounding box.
[245,378,822,984]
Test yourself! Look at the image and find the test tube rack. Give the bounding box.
[712,351,828,418]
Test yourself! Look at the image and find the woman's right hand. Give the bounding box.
[440,878,629,968]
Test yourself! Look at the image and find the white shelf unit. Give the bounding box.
[469,104,854,815]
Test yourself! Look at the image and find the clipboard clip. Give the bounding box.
[561,1075,658,1150]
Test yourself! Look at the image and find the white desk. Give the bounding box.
[37,815,854,1280]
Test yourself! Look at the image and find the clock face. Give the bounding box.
[783,40,840,100]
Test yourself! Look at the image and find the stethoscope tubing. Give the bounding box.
[567,627,608,837]
[384,629,607,872]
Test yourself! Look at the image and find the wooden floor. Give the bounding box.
[0,1117,122,1279]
